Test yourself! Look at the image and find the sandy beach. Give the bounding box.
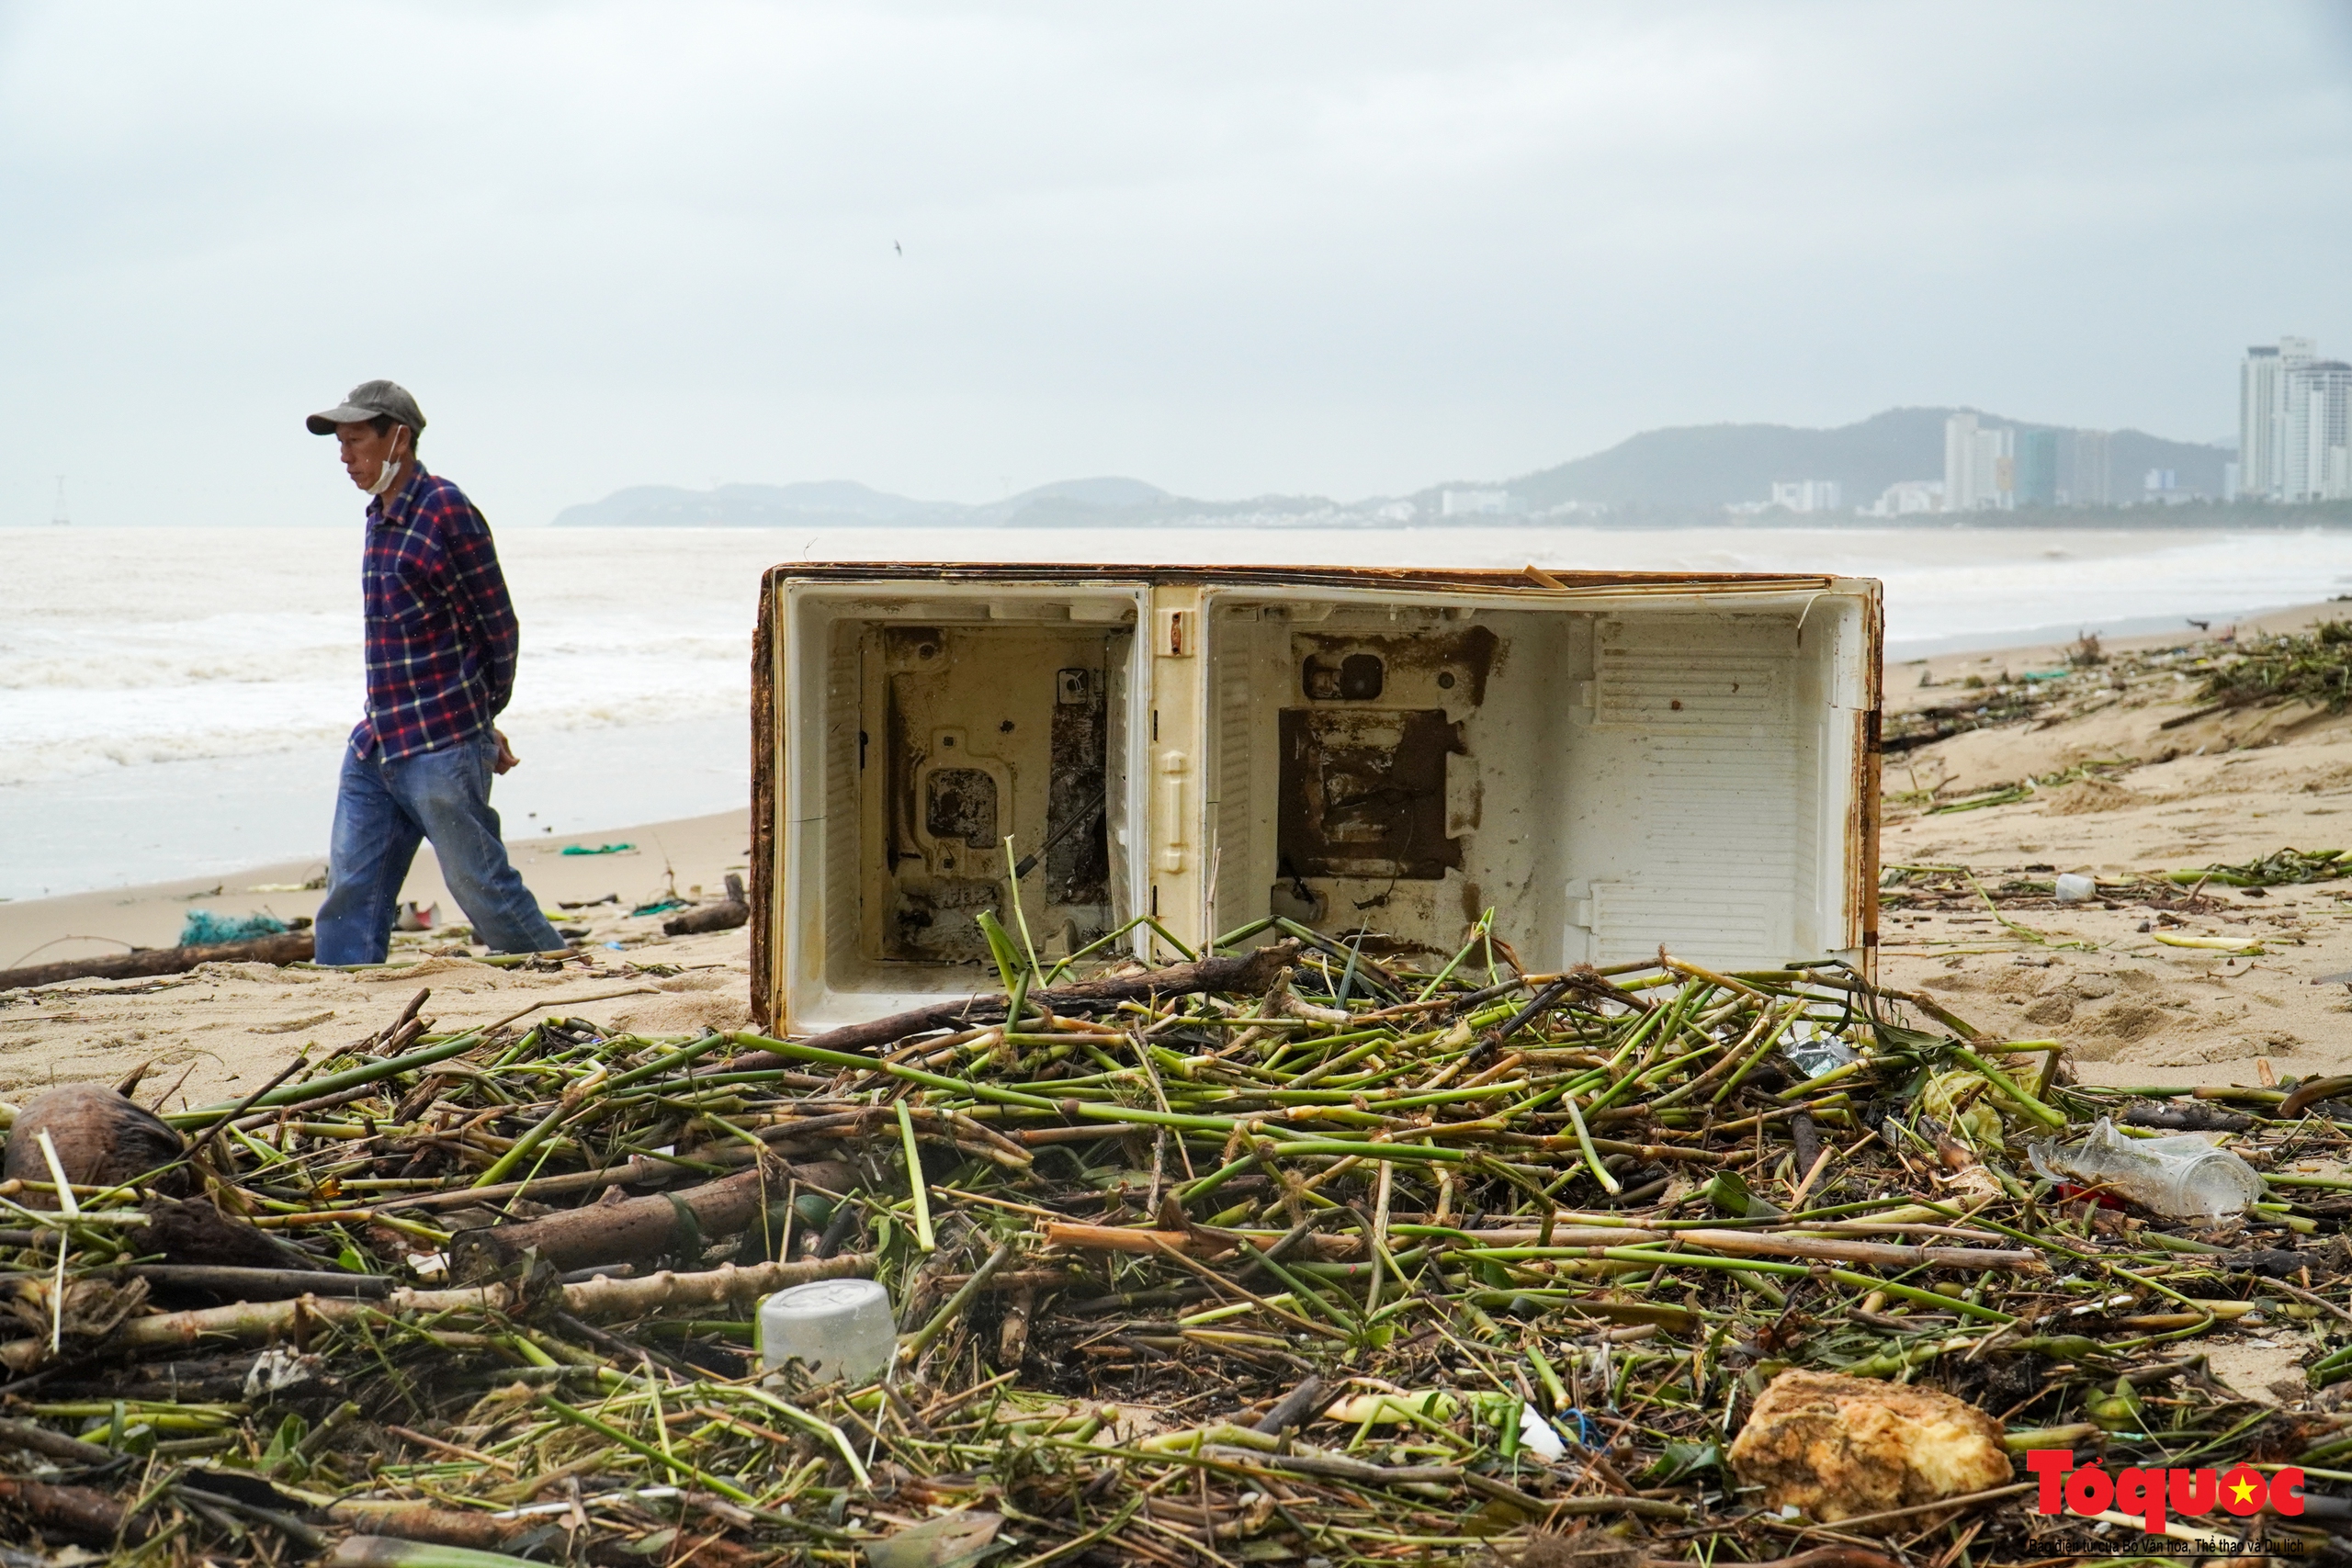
[1876,602,2352,1093]
[0,810,757,1111]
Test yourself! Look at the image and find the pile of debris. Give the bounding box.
[1,914,2349,1565]
[1885,617,2352,766]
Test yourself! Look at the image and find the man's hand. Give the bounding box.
[492,728,521,774]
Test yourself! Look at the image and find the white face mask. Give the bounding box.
[366,433,408,497]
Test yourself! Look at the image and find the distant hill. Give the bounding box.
[1420,408,2230,511]
[553,408,2237,528]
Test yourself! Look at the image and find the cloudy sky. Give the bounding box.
[3,1,2348,527]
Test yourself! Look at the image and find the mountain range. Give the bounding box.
[552,406,2233,527]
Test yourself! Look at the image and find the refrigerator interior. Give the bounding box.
[1202,586,1871,974]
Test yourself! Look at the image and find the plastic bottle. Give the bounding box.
[757,1279,897,1385]
[2028,1117,2265,1218]
[2053,873,2097,904]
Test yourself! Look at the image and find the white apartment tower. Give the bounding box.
[2240,337,2316,500]
[1943,412,2015,512]
[2286,360,2352,502]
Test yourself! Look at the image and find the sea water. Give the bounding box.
[6,521,2352,900]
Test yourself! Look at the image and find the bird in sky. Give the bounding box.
[893,240,902,257]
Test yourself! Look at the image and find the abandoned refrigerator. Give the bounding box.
[750,564,1883,1034]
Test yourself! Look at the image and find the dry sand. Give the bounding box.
[0,809,756,1111]
[1883,602,2352,1089]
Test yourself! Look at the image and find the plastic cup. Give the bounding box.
[757,1279,896,1385]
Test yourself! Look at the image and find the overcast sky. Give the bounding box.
[4,2,2348,527]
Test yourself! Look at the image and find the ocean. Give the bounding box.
[6,522,2350,902]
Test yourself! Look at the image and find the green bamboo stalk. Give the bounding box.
[1464,1244,2016,1325]
[599,1031,730,1093]
[533,1393,756,1503]
[1562,1091,1621,1196]
[1946,1044,2068,1128]
[898,1100,935,1252]
[905,1239,1016,1359]
[168,1029,493,1128]
[1412,912,1492,1003]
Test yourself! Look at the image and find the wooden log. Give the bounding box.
[123,1265,394,1302]
[449,1163,776,1280]
[0,931,314,992]
[663,899,750,936]
[0,1251,879,1368]
[732,940,1301,1066]
[0,1416,119,1466]
[0,1476,147,1544]
[325,1505,547,1551]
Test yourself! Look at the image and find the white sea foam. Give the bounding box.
[5,521,2352,897]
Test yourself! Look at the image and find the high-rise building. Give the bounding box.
[2285,360,2352,502]
[2066,430,2111,506]
[1870,480,1942,515]
[1770,479,1842,513]
[1943,412,2015,512]
[2241,337,2317,500]
[2016,429,2059,507]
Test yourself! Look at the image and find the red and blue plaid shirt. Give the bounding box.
[353,465,521,762]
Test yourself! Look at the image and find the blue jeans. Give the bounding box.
[313,732,563,964]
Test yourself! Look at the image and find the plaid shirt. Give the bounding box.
[352,465,520,761]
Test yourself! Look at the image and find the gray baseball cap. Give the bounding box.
[306,379,427,436]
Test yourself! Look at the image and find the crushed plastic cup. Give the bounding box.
[2053,873,2098,904]
[2028,1117,2265,1218]
[1517,1402,1567,1461]
[757,1278,897,1385]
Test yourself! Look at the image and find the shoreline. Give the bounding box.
[0,809,749,974]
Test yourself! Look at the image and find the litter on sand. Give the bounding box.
[177,909,290,946]
[561,843,638,857]
[2,909,2351,1564]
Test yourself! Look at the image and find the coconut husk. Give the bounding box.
[2,1084,190,1203]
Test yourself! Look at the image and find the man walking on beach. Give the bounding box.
[305,380,562,964]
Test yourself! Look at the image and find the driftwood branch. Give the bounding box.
[0,931,315,992]
[663,900,750,937]
[733,941,1301,1066]
[0,1253,877,1371]
[0,1477,147,1544]
[450,1163,778,1280]
[323,1506,548,1552]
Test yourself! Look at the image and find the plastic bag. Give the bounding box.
[1782,1023,1858,1081]
[2028,1117,2265,1218]
[1920,1069,2005,1145]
